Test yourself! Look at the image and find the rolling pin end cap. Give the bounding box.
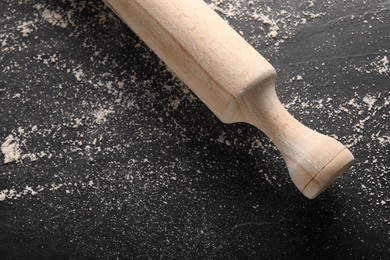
[301,147,354,199]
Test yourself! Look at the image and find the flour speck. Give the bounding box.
[1,135,22,163]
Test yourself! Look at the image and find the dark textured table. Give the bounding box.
[0,0,389,259]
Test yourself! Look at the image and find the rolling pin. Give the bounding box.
[104,0,354,199]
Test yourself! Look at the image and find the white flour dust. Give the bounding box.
[93,108,115,124]
[1,135,21,163]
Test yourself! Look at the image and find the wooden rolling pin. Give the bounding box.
[104,0,354,199]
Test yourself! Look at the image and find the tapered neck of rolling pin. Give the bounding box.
[237,82,354,199]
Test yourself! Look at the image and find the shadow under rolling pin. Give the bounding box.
[104,0,354,199]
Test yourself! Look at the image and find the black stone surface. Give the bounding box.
[0,0,389,259]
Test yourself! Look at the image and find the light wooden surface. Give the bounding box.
[104,0,354,199]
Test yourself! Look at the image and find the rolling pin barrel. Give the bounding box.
[104,0,354,199]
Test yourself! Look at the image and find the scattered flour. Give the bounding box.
[208,0,326,50]
[376,56,389,75]
[363,95,377,111]
[17,21,37,37]
[35,4,69,28]
[268,30,278,38]
[73,68,85,81]
[0,185,45,201]
[1,128,53,164]
[94,108,115,124]
[217,131,232,146]
[21,151,49,162]
[355,55,390,75]
[1,135,22,163]
[169,97,181,110]
[0,180,97,202]
[0,185,43,202]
